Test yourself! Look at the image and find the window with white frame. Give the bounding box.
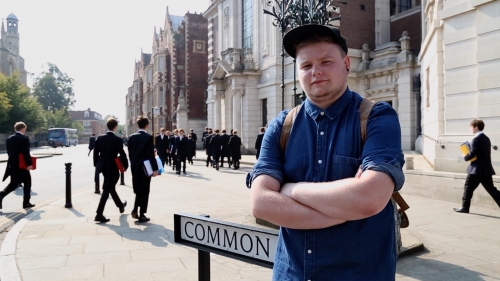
[390,0,416,16]
[159,57,165,71]
[242,0,253,51]
[84,111,89,118]
[147,69,152,83]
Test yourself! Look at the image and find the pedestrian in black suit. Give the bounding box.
[88,134,96,156]
[455,119,500,213]
[255,127,265,160]
[175,129,189,175]
[220,130,231,168]
[127,116,159,222]
[187,134,196,165]
[169,129,178,170]
[94,119,129,223]
[205,130,214,167]
[229,130,242,170]
[0,122,35,210]
[155,128,170,169]
[202,127,209,150]
[190,129,197,143]
[210,129,223,171]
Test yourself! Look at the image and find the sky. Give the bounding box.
[1,0,209,124]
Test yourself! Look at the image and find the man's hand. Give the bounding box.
[26,165,33,171]
[152,171,159,177]
[280,183,296,198]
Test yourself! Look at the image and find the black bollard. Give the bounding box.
[120,172,125,185]
[198,214,210,281]
[65,163,72,208]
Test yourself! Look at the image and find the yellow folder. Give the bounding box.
[460,142,477,162]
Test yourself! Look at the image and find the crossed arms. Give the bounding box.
[250,169,394,230]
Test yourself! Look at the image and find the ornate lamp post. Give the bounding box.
[263,0,346,109]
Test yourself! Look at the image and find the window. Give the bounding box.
[84,111,89,118]
[398,0,412,12]
[147,69,152,83]
[242,0,253,51]
[159,57,165,71]
[391,0,414,16]
[261,98,268,127]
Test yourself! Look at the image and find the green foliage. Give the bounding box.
[45,108,73,129]
[0,73,46,133]
[104,115,119,124]
[32,63,76,111]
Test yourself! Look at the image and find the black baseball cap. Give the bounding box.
[283,24,348,58]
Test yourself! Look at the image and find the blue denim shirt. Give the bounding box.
[248,88,405,280]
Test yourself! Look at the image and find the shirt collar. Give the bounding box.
[475,131,484,138]
[15,131,23,135]
[107,131,115,135]
[304,87,353,121]
[138,129,147,133]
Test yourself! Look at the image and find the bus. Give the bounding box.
[47,128,79,147]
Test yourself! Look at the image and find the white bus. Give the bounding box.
[47,128,79,147]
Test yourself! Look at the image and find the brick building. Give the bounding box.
[204,0,422,152]
[125,8,208,138]
[68,108,106,143]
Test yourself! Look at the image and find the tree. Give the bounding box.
[45,108,73,128]
[0,73,46,133]
[32,63,76,110]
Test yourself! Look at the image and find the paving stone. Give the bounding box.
[17,256,67,270]
[16,244,84,258]
[104,258,185,276]
[21,263,103,281]
[66,251,132,266]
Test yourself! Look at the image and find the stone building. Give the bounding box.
[125,8,208,139]
[418,0,500,173]
[203,0,422,153]
[68,108,106,143]
[0,13,28,86]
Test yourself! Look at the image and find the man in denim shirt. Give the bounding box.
[248,25,405,280]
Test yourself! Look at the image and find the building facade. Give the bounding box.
[68,108,106,143]
[125,8,208,140]
[418,0,500,173]
[203,0,422,153]
[0,13,28,86]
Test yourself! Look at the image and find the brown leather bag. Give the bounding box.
[279,98,409,228]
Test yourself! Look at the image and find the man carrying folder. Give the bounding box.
[0,122,35,210]
[127,116,158,222]
[94,118,129,223]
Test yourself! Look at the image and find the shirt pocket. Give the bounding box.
[330,155,361,180]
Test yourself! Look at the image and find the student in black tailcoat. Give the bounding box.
[187,134,197,165]
[210,129,223,171]
[454,119,500,213]
[155,128,170,169]
[190,129,197,143]
[88,134,96,156]
[164,131,172,165]
[0,122,35,210]
[255,127,266,160]
[94,118,129,223]
[127,116,159,222]
[220,129,232,168]
[169,129,178,170]
[202,127,209,150]
[229,130,242,170]
[174,128,189,175]
[205,130,214,167]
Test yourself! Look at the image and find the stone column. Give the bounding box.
[232,89,242,133]
[214,94,222,130]
[176,88,188,130]
[375,0,391,47]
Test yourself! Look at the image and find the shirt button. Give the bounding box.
[320,131,324,135]
[320,111,325,115]
[318,160,322,164]
[308,250,312,254]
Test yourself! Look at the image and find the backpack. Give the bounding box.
[279,98,409,254]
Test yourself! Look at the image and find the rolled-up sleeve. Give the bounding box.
[246,112,287,188]
[361,103,405,191]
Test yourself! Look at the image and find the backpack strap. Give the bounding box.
[279,105,301,154]
[359,98,375,144]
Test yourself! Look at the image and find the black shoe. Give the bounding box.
[23,202,35,209]
[94,214,110,223]
[0,197,3,209]
[453,207,469,213]
[94,190,101,194]
[183,170,186,174]
[138,215,150,222]
[220,165,224,167]
[216,164,219,171]
[176,171,180,175]
[119,201,127,214]
[131,210,138,219]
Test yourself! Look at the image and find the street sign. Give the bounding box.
[174,213,278,268]
[153,107,160,116]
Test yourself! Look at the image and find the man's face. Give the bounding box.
[471,125,479,134]
[296,42,350,108]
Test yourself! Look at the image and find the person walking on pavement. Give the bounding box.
[454,119,500,213]
[202,127,209,150]
[127,116,159,222]
[255,127,265,160]
[94,119,128,223]
[205,129,214,167]
[170,129,178,171]
[88,134,96,156]
[0,122,35,210]
[210,129,223,171]
[187,134,197,165]
[155,128,170,169]
[229,130,242,170]
[190,129,197,144]
[220,129,232,168]
[175,128,189,175]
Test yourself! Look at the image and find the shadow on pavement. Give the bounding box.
[13,186,38,197]
[468,213,500,220]
[101,214,175,247]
